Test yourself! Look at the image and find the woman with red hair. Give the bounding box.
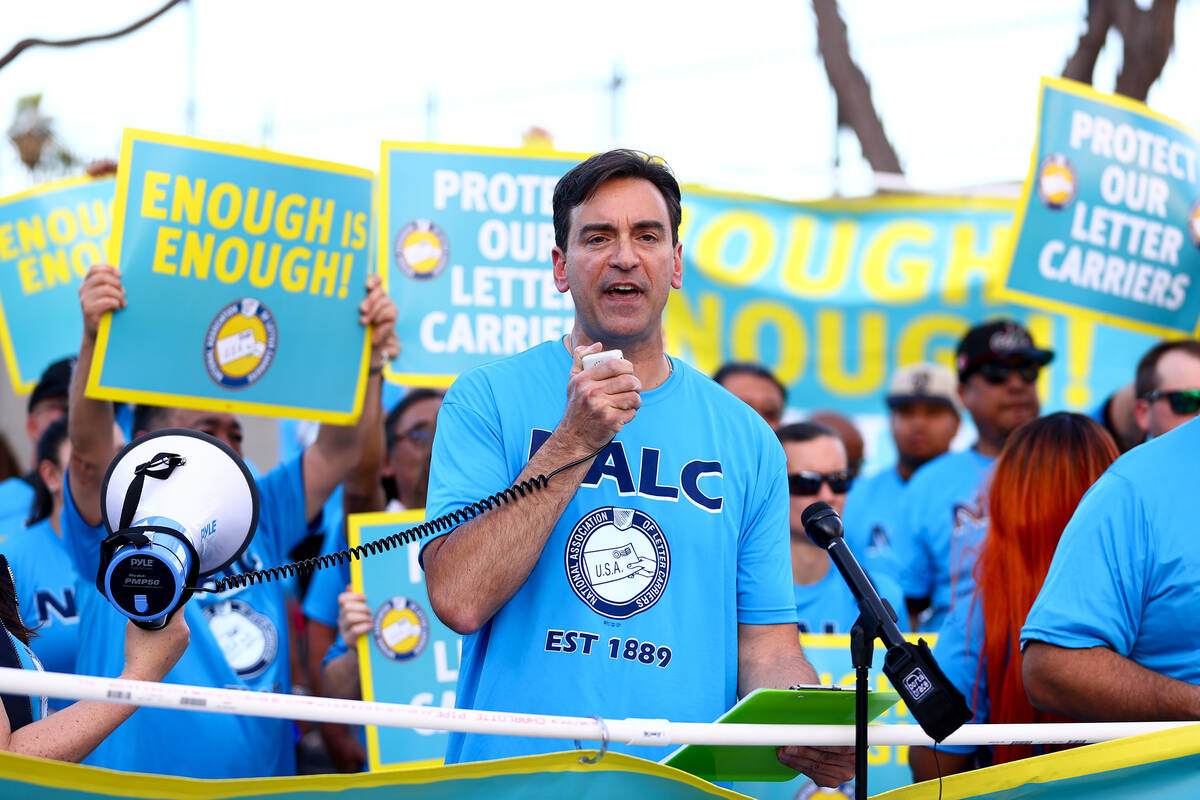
[910,412,1119,780]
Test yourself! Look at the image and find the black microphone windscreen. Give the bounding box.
[800,501,833,528]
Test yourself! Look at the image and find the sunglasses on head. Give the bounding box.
[1144,388,1200,415]
[977,360,1040,385]
[788,470,853,496]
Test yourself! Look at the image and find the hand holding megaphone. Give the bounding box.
[97,429,259,629]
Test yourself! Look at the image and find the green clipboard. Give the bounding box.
[661,686,899,782]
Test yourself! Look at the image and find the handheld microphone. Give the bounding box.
[801,502,971,742]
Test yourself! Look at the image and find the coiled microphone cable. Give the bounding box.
[201,436,613,594]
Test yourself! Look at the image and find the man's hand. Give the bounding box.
[777,744,856,788]
[337,587,372,647]
[557,342,642,455]
[79,264,125,340]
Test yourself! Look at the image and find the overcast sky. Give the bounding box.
[2,0,1198,198]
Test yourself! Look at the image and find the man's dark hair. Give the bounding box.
[132,404,173,438]
[1134,340,1200,399]
[775,421,838,446]
[712,362,787,402]
[385,389,445,451]
[552,149,681,252]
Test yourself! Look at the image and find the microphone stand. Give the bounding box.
[848,615,877,800]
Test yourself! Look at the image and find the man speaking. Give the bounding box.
[420,150,853,787]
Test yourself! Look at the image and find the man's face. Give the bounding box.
[782,435,850,535]
[551,177,682,350]
[959,358,1040,444]
[164,409,245,456]
[1135,349,1200,438]
[385,395,443,508]
[890,399,959,468]
[26,396,67,450]
[719,373,785,429]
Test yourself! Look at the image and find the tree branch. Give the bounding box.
[812,0,902,175]
[0,0,186,72]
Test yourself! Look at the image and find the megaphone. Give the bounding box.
[97,428,259,629]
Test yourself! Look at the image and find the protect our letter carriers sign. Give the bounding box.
[1001,77,1200,336]
[0,176,114,393]
[87,129,374,423]
[378,142,585,387]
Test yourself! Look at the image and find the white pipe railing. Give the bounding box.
[1,668,1194,748]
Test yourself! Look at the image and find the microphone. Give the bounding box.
[802,501,971,742]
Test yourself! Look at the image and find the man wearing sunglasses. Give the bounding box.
[1132,340,1200,441]
[895,320,1053,632]
[778,422,905,638]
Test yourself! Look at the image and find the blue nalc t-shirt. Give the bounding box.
[929,592,988,755]
[0,477,34,545]
[792,563,906,635]
[4,517,80,710]
[840,464,908,586]
[1022,418,1200,685]
[894,448,994,632]
[61,455,311,778]
[424,341,797,764]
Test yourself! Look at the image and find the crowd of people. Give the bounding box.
[1,149,1198,789]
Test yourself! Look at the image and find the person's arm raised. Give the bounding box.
[422,343,639,635]
[67,265,124,527]
[301,274,397,523]
[1023,641,1200,721]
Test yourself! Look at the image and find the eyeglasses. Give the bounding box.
[394,424,434,446]
[977,361,1040,385]
[1144,389,1200,415]
[788,470,853,496]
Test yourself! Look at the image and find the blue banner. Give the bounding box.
[87,129,374,423]
[1002,77,1200,336]
[0,176,113,392]
[378,141,1155,416]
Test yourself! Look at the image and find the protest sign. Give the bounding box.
[87,129,374,423]
[1002,76,1200,336]
[0,176,113,392]
[378,142,585,387]
[349,510,458,770]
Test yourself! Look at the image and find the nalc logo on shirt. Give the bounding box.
[393,219,449,280]
[371,596,430,661]
[565,507,670,620]
[203,298,278,389]
[202,599,278,680]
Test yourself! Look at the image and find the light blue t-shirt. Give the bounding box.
[894,448,994,632]
[792,560,907,636]
[1022,418,1200,685]
[840,464,907,586]
[425,341,796,764]
[4,517,80,710]
[302,496,347,629]
[0,477,34,545]
[929,593,988,755]
[62,455,311,778]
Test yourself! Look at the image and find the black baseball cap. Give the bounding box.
[956,320,1053,380]
[28,357,75,413]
